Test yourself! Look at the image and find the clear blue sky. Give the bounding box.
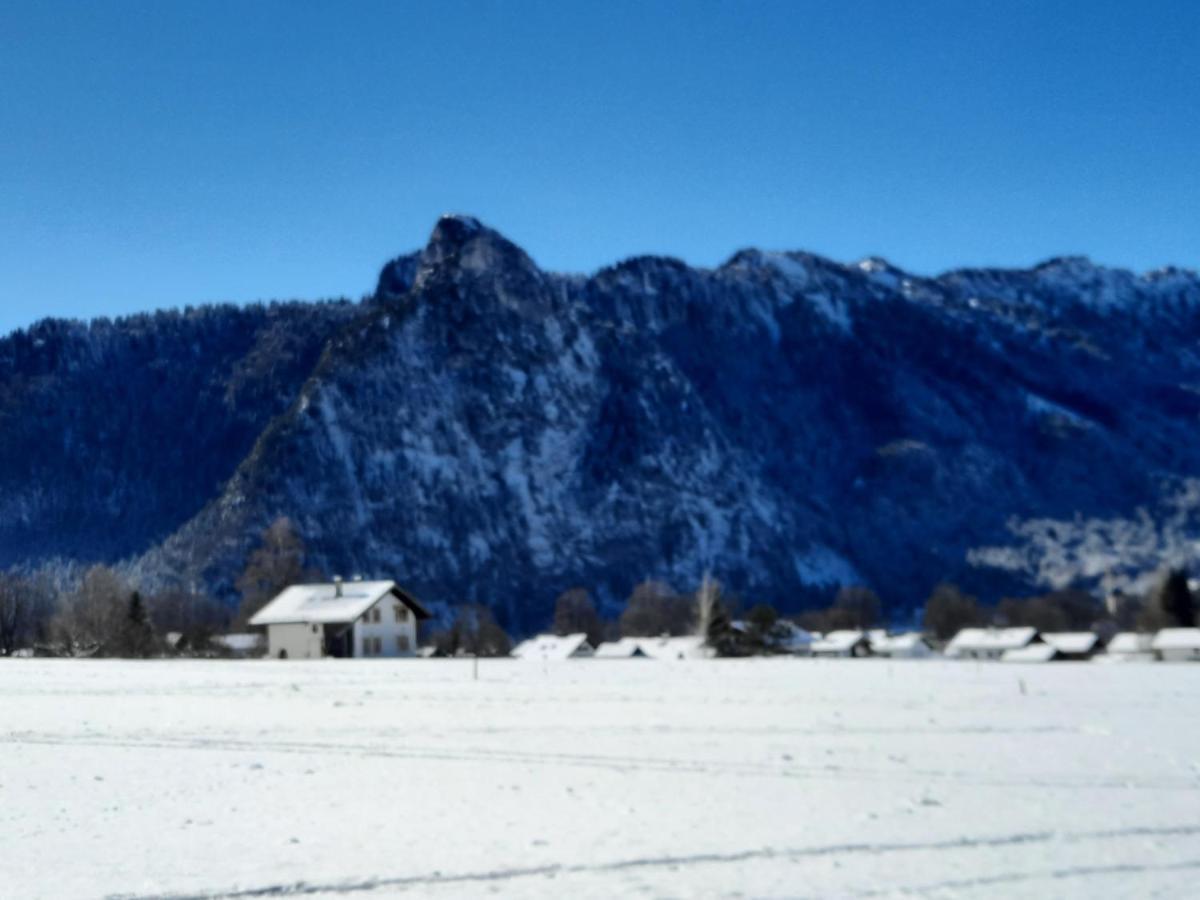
[1,0,1197,336]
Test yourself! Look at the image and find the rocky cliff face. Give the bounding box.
[3,216,1199,629]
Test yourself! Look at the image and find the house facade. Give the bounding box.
[810,630,872,657]
[945,627,1040,660]
[249,578,430,659]
[1151,628,1200,662]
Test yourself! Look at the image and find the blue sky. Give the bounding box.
[1,0,1197,335]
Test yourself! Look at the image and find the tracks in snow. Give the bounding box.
[108,824,1200,899]
[7,729,1200,793]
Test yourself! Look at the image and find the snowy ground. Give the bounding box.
[3,658,1199,899]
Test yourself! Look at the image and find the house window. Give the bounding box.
[397,635,410,652]
[372,607,381,623]
[364,636,383,656]
[394,604,409,623]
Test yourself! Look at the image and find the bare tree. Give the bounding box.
[922,583,983,641]
[552,588,603,645]
[619,580,693,637]
[235,517,314,627]
[831,585,882,630]
[49,565,129,656]
[431,604,512,657]
[0,572,56,656]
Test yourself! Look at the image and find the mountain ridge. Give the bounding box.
[3,215,1199,630]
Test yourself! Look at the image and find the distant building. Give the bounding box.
[1103,632,1155,662]
[773,621,815,655]
[871,632,935,659]
[213,633,265,658]
[637,635,712,660]
[593,638,650,659]
[945,627,1040,661]
[810,630,872,658]
[1151,628,1200,662]
[248,578,430,659]
[1040,632,1101,661]
[511,633,594,660]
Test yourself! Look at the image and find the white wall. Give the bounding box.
[353,596,419,658]
[267,622,324,660]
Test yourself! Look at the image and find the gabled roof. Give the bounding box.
[871,632,931,654]
[511,633,593,660]
[945,627,1038,655]
[1107,632,1154,654]
[636,635,711,660]
[1151,628,1200,651]
[811,630,867,653]
[1041,632,1099,655]
[248,580,430,626]
[774,621,815,650]
[593,638,649,658]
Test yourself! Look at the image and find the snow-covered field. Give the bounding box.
[3,658,1199,898]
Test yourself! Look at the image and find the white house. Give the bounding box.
[511,633,594,660]
[593,638,650,659]
[248,578,430,659]
[810,630,872,658]
[1151,628,1200,662]
[1040,632,1101,660]
[871,632,935,659]
[1102,632,1155,662]
[945,627,1040,660]
[637,635,713,660]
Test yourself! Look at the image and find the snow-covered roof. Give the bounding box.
[945,627,1038,655]
[1001,643,1060,663]
[871,632,931,653]
[1151,628,1200,651]
[214,633,265,652]
[248,581,429,627]
[810,630,867,653]
[593,638,648,659]
[1107,632,1154,654]
[775,621,814,650]
[637,635,711,661]
[1041,632,1099,655]
[511,633,593,660]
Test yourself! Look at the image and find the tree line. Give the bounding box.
[3,512,1196,658]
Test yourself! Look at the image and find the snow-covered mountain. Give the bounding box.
[3,215,1199,628]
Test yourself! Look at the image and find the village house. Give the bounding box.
[945,626,1040,660]
[1103,632,1155,662]
[1151,628,1200,662]
[511,633,594,660]
[810,630,872,658]
[593,638,650,659]
[870,632,935,659]
[248,578,430,659]
[637,635,713,660]
[1040,632,1102,661]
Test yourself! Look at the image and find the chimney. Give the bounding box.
[333,575,343,597]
